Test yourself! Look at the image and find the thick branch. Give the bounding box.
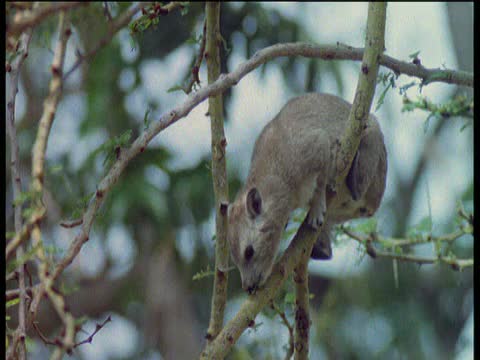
[336,3,387,179]
[204,2,230,343]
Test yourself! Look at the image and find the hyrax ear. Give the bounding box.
[246,187,262,218]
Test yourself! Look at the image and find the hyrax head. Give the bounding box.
[227,187,282,294]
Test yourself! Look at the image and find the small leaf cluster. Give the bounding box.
[402,95,474,132]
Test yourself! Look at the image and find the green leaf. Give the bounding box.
[375,82,391,111]
[284,292,295,304]
[143,108,151,129]
[6,298,20,308]
[167,85,185,93]
[192,266,215,281]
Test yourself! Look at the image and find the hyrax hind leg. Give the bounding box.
[310,221,333,259]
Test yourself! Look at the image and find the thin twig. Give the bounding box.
[6,287,35,302]
[271,302,294,360]
[341,227,474,271]
[185,19,207,94]
[73,316,112,348]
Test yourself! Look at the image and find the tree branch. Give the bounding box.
[271,302,294,360]
[24,11,77,359]
[341,226,474,271]
[7,2,86,37]
[293,255,310,360]
[204,2,230,344]
[336,3,387,180]
[6,27,33,360]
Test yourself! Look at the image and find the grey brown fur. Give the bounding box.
[227,93,387,293]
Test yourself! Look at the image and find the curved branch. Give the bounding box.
[7,2,86,37]
[27,11,76,359]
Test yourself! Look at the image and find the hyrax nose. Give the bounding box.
[242,279,258,294]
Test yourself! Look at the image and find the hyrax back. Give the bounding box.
[227,93,387,292]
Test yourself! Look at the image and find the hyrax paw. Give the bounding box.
[306,208,325,230]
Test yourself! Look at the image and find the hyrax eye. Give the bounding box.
[244,245,254,261]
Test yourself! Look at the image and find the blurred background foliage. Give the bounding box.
[5,2,473,359]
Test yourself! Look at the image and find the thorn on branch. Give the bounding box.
[73,316,112,348]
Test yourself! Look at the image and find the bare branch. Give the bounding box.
[204,2,230,344]
[73,316,112,348]
[293,256,310,359]
[24,11,77,359]
[6,286,35,302]
[6,28,33,360]
[336,3,387,180]
[271,302,294,360]
[7,2,86,37]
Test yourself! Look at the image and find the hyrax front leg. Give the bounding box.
[306,174,327,229]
